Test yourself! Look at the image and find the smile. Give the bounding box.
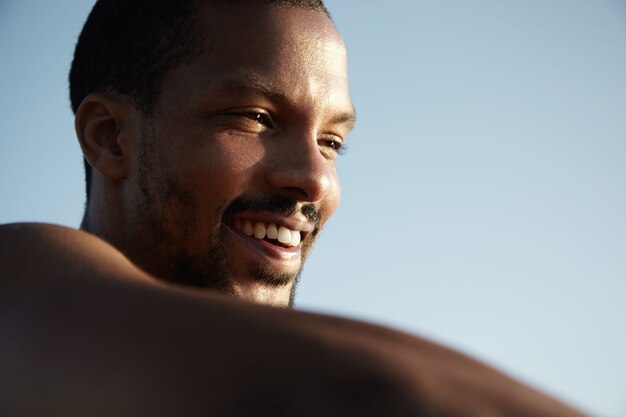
[233,218,302,248]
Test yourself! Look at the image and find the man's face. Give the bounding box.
[121,3,355,306]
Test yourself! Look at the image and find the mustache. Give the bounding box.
[223,195,321,228]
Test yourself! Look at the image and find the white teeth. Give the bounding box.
[236,220,302,247]
[277,226,291,244]
[243,220,254,236]
[291,230,301,246]
[254,222,266,239]
[266,223,278,240]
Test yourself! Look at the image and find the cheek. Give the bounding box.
[320,170,341,223]
[175,136,267,191]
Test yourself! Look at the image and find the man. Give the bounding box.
[0,0,588,416]
[70,0,352,307]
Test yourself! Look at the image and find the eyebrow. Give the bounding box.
[211,76,357,130]
[332,111,357,132]
[213,76,289,102]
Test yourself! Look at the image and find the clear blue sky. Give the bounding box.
[1,1,625,416]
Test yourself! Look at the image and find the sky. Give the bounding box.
[1,1,625,416]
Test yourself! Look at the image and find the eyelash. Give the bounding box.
[244,112,274,128]
[320,139,346,156]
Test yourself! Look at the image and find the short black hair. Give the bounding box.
[69,0,330,204]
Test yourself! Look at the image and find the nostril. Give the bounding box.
[281,186,309,200]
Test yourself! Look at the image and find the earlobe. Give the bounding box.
[75,93,134,181]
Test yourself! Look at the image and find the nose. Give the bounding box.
[265,135,334,203]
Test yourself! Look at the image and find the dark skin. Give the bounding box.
[0,223,588,416]
[0,3,589,416]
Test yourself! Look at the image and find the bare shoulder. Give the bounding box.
[0,221,127,262]
[0,222,151,299]
[0,224,590,417]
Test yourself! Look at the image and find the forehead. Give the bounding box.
[199,1,340,57]
[154,2,354,119]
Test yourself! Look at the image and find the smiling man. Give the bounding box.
[0,1,589,416]
[73,0,353,306]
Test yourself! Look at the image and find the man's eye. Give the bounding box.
[320,138,346,158]
[328,140,341,150]
[243,112,274,128]
[221,111,274,129]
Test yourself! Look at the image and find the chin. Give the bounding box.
[231,276,297,308]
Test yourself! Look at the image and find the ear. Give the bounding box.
[75,93,137,181]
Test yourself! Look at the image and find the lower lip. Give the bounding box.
[225,225,302,264]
